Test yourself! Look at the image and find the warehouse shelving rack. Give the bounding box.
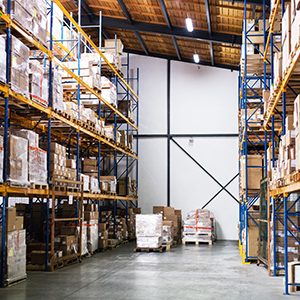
[0,0,139,287]
[261,0,300,294]
[239,0,270,264]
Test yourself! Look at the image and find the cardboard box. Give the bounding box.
[7,207,17,232]
[153,206,164,214]
[240,155,262,190]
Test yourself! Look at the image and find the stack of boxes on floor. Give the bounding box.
[0,207,26,283]
[136,214,163,249]
[182,209,216,245]
[153,206,182,246]
[84,204,99,254]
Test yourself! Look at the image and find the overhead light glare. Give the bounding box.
[185,17,194,32]
[193,53,200,63]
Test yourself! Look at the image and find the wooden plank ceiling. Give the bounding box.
[62,0,263,70]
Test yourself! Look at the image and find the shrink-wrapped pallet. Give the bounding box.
[136,214,162,238]
[87,220,99,253]
[51,69,64,111]
[80,222,88,256]
[137,236,162,249]
[1,229,27,283]
[0,35,6,83]
[9,135,29,185]
[162,225,172,244]
[32,0,47,45]
[11,35,30,97]
[90,176,100,193]
[101,83,117,106]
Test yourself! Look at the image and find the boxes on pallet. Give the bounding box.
[51,69,64,111]
[10,35,30,97]
[50,142,66,179]
[101,81,117,106]
[90,176,100,193]
[240,154,262,190]
[162,223,173,245]
[242,209,259,257]
[118,177,136,196]
[29,60,48,106]
[282,4,291,76]
[2,229,27,283]
[84,205,99,253]
[9,135,29,186]
[32,0,47,45]
[136,214,162,248]
[98,223,108,250]
[0,35,6,83]
[183,209,215,244]
[100,176,117,193]
[104,39,124,54]
[80,173,90,191]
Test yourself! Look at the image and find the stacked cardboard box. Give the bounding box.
[84,204,99,254]
[50,142,67,179]
[98,222,108,250]
[282,4,291,76]
[118,100,133,121]
[101,176,117,194]
[29,60,48,106]
[13,129,47,185]
[0,34,6,83]
[153,206,182,245]
[103,39,123,71]
[118,177,136,196]
[101,77,117,106]
[8,135,29,186]
[0,207,27,282]
[51,69,64,111]
[240,154,262,190]
[127,208,139,240]
[10,35,30,97]
[183,209,215,245]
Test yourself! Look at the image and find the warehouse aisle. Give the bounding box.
[0,241,299,300]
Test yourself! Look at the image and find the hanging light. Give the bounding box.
[185,17,194,32]
[193,53,200,63]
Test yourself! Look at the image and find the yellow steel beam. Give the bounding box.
[263,0,280,61]
[52,0,139,101]
[270,181,300,197]
[264,44,300,128]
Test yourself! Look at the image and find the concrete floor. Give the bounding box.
[0,240,300,300]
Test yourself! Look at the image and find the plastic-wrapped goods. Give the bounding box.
[47,2,63,42]
[52,69,64,111]
[80,173,90,191]
[104,125,114,140]
[29,60,48,106]
[101,83,117,106]
[32,0,47,45]
[0,135,3,183]
[29,148,47,184]
[100,176,117,193]
[0,35,6,83]
[90,176,100,193]
[87,220,98,253]
[13,129,39,148]
[9,135,29,186]
[6,0,33,32]
[136,214,162,237]
[11,35,30,97]
[80,222,88,256]
[6,229,27,283]
[137,237,162,249]
[162,225,172,244]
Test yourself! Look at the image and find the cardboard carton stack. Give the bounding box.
[51,69,64,112]
[240,154,263,191]
[101,76,117,106]
[103,39,123,71]
[10,35,30,97]
[153,206,182,245]
[8,135,29,186]
[13,129,47,185]
[136,214,163,249]
[0,34,6,83]
[100,176,117,194]
[183,209,215,245]
[127,208,140,240]
[282,4,291,76]
[0,207,27,283]
[98,222,108,250]
[29,60,48,106]
[118,100,133,122]
[84,204,99,254]
[82,158,101,193]
[242,208,259,257]
[50,142,67,179]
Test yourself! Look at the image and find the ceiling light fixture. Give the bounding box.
[185,17,194,32]
[193,53,200,63]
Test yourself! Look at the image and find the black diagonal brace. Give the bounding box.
[171,138,239,203]
[202,173,240,209]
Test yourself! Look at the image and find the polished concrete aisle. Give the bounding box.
[0,240,299,300]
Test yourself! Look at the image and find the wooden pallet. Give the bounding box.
[134,246,166,253]
[30,183,48,190]
[5,274,27,287]
[182,238,213,246]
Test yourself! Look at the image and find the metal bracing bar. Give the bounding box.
[83,16,242,45]
[204,0,214,65]
[136,133,239,138]
[202,173,240,209]
[171,138,239,203]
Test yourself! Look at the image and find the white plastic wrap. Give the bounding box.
[11,35,30,97]
[32,0,47,44]
[6,229,27,282]
[80,173,90,191]
[162,225,172,244]
[0,35,6,83]
[90,176,100,193]
[87,221,99,253]
[137,237,162,249]
[29,148,47,184]
[183,209,214,235]
[101,86,117,106]
[9,135,29,185]
[80,222,88,256]
[136,214,162,238]
[52,69,64,111]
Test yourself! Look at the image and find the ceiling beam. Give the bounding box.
[81,16,242,45]
[204,0,214,66]
[116,0,149,55]
[221,0,269,5]
[124,48,239,71]
[158,0,181,60]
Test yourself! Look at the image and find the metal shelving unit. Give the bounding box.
[238,0,270,264]
[0,0,139,287]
